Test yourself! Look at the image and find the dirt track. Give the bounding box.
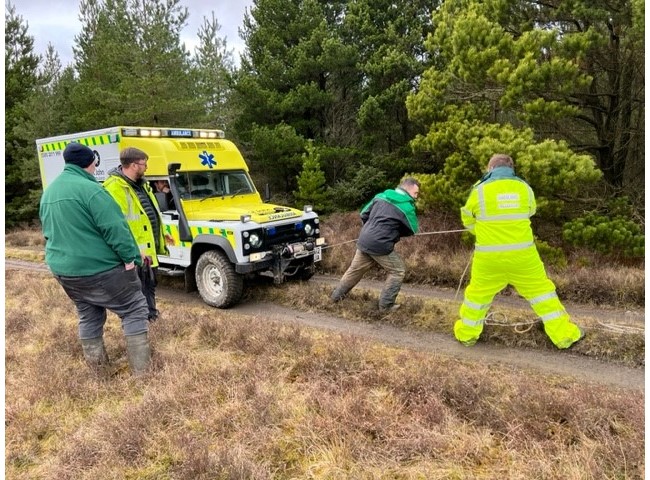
[6,259,644,390]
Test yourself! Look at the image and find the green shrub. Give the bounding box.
[329,165,389,210]
[563,213,644,258]
[535,238,567,269]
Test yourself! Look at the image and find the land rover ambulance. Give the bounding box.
[36,126,325,308]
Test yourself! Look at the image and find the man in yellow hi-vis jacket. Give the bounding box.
[104,148,172,322]
[454,154,583,349]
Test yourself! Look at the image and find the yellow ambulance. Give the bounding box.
[36,126,325,308]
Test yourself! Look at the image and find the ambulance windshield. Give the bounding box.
[176,170,255,200]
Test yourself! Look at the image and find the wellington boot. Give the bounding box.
[80,336,110,374]
[126,332,151,376]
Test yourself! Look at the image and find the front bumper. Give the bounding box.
[235,242,325,279]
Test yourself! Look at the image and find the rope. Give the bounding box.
[320,229,644,336]
[478,312,644,335]
[594,320,644,334]
[414,229,468,236]
[321,228,468,251]
[320,238,357,250]
[484,312,539,333]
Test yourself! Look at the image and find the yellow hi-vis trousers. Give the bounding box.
[454,247,582,349]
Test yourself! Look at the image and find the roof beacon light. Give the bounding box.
[304,205,313,213]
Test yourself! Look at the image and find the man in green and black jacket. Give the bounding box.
[331,177,420,311]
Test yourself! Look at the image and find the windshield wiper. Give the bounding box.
[230,188,250,199]
[200,192,223,202]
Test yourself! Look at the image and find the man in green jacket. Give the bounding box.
[454,153,583,349]
[40,143,151,376]
[331,177,420,311]
[104,147,170,322]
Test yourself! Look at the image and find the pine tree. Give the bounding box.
[72,0,201,128]
[5,3,40,228]
[193,12,236,130]
[294,141,331,213]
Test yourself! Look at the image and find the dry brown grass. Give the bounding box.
[5,226,45,247]
[6,270,644,479]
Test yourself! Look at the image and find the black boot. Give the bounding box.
[80,336,110,374]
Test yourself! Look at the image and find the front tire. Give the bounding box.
[195,250,244,308]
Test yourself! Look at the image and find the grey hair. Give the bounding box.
[487,154,514,170]
[399,177,421,189]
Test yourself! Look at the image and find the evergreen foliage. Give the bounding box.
[329,164,390,211]
[236,0,437,199]
[72,0,200,128]
[293,141,331,212]
[4,0,644,261]
[407,0,644,199]
[563,197,645,258]
[193,12,236,131]
[5,3,41,227]
[249,123,307,193]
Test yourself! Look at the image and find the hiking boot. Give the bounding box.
[331,288,346,302]
[379,304,401,312]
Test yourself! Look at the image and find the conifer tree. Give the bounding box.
[294,141,331,212]
[5,3,40,228]
[193,12,236,130]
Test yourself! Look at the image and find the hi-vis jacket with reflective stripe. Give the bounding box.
[103,173,167,267]
[460,166,536,252]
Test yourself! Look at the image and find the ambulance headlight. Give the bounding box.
[304,223,314,236]
[249,233,262,248]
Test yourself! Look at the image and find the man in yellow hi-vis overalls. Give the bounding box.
[454,154,584,349]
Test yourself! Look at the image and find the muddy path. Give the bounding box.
[6,259,644,390]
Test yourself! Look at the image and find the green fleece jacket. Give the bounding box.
[39,164,142,276]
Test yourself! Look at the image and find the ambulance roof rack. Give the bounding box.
[120,127,226,139]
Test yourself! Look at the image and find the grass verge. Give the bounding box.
[5,270,644,479]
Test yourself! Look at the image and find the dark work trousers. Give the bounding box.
[54,264,149,340]
[138,265,159,320]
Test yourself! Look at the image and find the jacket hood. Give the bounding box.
[366,188,418,233]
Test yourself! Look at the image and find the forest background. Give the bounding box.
[5,0,645,263]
